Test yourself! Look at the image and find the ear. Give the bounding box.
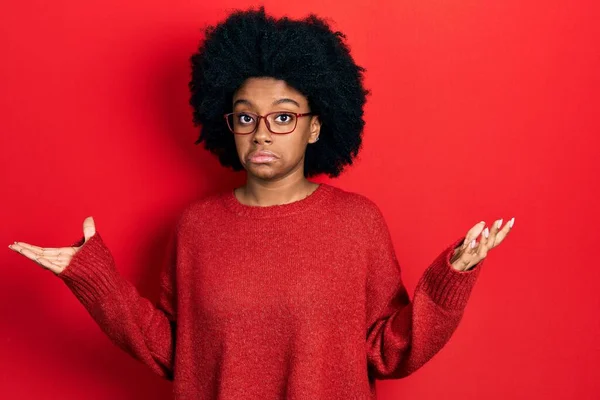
[308,115,321,144]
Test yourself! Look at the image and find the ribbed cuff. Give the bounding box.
[417,236,484,310]
[57,232,122,309]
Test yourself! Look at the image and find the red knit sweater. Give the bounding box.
[58,182,483,399]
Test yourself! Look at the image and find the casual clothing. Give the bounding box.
[58,182,483,399]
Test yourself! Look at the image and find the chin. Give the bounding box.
[244,163,279,179]
[254,170,279,180]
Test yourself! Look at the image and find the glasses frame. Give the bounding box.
[223,111,314,135]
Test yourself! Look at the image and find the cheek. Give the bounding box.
[234,137,249,157]
[280,135,308,158]
[291,129,312,154]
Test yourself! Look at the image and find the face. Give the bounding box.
[230,77,321,182]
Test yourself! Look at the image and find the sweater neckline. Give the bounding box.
[221,182,334,218]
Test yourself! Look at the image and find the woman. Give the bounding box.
[9,6,514,399]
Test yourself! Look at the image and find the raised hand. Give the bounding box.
[8,216,97,275]
[450,217,515,271]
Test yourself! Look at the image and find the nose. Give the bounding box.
[253,116,272,143]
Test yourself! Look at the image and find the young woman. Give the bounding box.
[9,6,514,399]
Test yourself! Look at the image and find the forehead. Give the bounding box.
[233,77,307,106]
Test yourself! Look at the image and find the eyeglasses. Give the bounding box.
[223,111,313,135]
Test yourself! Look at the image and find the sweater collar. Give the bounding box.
[221,182,334,218]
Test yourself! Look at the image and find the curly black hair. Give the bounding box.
[188,6,369,178]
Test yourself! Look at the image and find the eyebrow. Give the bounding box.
[233,98,301,108]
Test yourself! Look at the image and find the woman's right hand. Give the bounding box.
[8,216,97,275]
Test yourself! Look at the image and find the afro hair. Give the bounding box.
[188,6,369,178]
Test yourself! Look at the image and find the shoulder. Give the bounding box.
[173,189,226,231]
[326,183,387,226]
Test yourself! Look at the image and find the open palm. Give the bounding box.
[450,217,515,271]
[8,216,97,275]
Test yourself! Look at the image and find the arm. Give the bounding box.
[365,208,484,380]
[57,228,179,380]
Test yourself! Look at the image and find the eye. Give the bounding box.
[273,113,295,124]
[237,113,255,125]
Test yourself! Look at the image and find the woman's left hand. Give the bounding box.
[450,217,515,271]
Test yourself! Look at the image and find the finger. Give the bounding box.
[468,236,479,256]
[458,240,479,270]
[477,226,490,259]
[486,218,502,248]
[83,216,96,242]
[479,224,489,249]
[490,217,515,248]
[466,236,487,270]
[9,243,40,262]
[12,241,72,257]
[462,221,486,250]
[10,244,62,274]
[11,243,76,262]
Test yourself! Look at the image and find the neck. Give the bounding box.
[235,176,319,207]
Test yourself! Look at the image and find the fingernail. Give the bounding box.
[483,227,489,238]
[470,239,476,248]
[509,217,515,228]
[497,219,503,229]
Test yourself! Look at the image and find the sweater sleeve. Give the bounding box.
[56,228,179,381]
[365,206,484,380]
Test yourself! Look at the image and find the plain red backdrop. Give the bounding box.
[1,0,599,399]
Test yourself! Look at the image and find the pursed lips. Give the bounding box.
[248,150,279,162]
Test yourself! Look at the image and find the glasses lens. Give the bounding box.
[228,112,257,134]
[267,112,297,134]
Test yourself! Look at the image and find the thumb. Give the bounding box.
[83,216,96,242]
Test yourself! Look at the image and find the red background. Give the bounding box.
[1,1,599,399]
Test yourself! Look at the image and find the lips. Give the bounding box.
[248,150,279,163]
